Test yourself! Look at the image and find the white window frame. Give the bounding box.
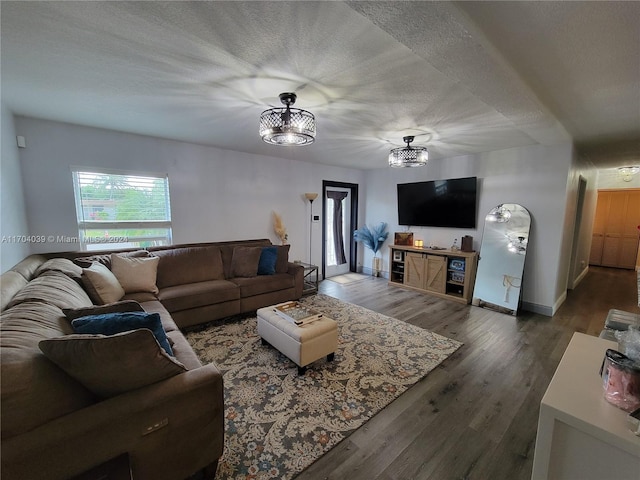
[71,167,172,251]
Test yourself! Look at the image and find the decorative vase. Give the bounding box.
[372,256,382,277]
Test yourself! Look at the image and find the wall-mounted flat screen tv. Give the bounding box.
[397,177,477,228]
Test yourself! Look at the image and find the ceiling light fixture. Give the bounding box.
[388,136,428,168]
[259,92,316,146]
[618,166,640,182]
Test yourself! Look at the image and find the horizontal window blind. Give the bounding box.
[72,170,172,250]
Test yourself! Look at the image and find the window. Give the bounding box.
[72,168,172,251]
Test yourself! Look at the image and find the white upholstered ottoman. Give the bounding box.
[257,306,338,374]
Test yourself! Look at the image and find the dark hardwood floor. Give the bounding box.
[295,266,639,480]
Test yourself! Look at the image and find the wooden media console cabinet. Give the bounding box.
[388,245,478,304]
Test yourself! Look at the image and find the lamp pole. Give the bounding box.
[304,193,319,265]
[309,198,314,264]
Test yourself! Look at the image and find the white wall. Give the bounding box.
[364,143,573,314]
[0,104,30,271]
[597,168,640,189]
[11,116,365,268]
[7,115,580,314]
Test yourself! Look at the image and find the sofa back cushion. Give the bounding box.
[9,254,48,281]
[73,249,150,269]
[34,258,83,283]
[219,240,272,278]
[7,270,93,311]
[1,301,96,439]
[231,246,262,278]
[153,246,224,288]
[275,244,291,274]
[0,271,28,312]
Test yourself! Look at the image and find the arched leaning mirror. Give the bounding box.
[472,203,531,316]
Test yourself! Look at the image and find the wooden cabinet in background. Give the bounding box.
[403,252,447,293]
[404,252,425,289]
[389,245,477,304]
[590,189,640,269]
[404,252,446,293]
[424,255,446,293]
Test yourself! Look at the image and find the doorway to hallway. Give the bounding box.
[322,181,358,280]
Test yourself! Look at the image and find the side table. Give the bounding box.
[295,262,319,295]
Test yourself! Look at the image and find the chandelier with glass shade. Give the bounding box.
[259,92,316,146]
[388,136,428,168]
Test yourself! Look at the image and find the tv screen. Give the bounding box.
[397,177,477,228]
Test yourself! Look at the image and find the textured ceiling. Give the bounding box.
[1,1,638,169]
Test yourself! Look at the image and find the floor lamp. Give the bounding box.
[305,193,318,264]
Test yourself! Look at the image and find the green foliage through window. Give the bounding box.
[72,170,172,250]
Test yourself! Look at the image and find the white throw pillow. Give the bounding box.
[81,262,125,304]
[111,254,160,294]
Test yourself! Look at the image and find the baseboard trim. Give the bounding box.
[521,301,554,317]
[359,266,388,279]
[553,291,568,314]
[571,266,589,289]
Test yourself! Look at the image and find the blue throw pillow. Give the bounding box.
[257,246,278,275]
[71,311,173,356]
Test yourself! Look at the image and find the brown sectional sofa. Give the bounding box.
[0,239,303,479]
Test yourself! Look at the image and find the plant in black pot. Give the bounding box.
[354,222,389,277]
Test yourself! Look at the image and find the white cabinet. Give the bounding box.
[532,333,640,480]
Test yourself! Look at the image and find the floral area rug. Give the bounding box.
[185,294,462,480]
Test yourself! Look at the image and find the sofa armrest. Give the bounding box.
[288,262,304,299]
[1,363,224,480]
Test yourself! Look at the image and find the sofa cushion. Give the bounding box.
[153,246,224,289]
[62,300,144,321]
[73,249,149,269]
[81,262,125,305]
[275,244,291,274]
[71,311,173,356]
[39,329,187,398]
[157,280,239,312]
[111,254,159,294]
[258,246,278,275]
[34,258,83,282]
[166,330,202,370]
[1,301,96,439]
[0,271,28,312]
[10,254,48,281]
[7,270,93,310]
[231,273,296,297]
[138,300,180,334]
[219,240,272,278]
[122,291,159,303]
[231,246,262,278]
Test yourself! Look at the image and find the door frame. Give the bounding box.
[322,180,358,279]
[568,175,587,289]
